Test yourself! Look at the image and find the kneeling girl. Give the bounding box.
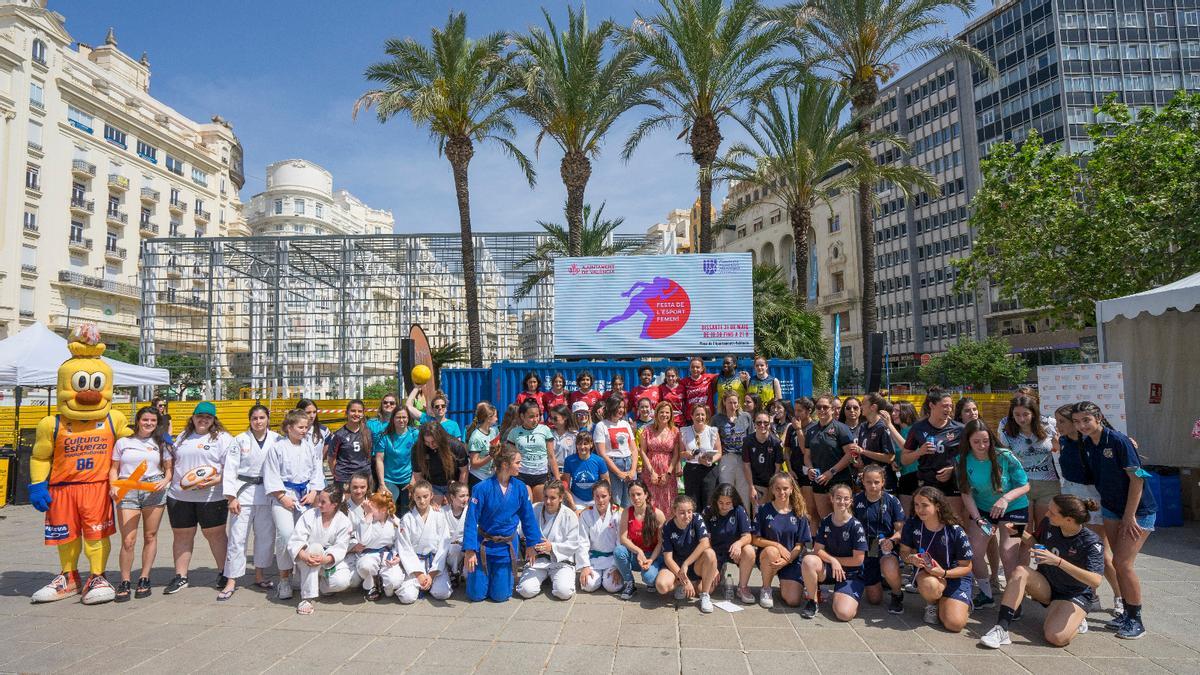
[801,483,868,620]
[578,479,624,594]
[901,486,975,632]
[398,480,452,601]
[655,494,719,614]
[704,483,756,604]
[287,486,355,614]
[518,480,586,600]
[753,472,812,609]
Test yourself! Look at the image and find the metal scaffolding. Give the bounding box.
[138,232,646,400]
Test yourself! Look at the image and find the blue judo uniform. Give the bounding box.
[463,476,543,602]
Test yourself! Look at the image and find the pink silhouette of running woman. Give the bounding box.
[596,277,689,339]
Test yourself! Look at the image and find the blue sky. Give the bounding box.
[54,1,978,236]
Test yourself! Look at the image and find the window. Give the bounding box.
[1093,44,1118,60]
[191,168,208,187]
[1124,74,1151,91]
[107,196,120,216]
[1184,10,1199,26]
[194,198,205,213]
[273,199,283,215]
[220,178,226,195]
[140,206,151,225]
[1154,43,1177,59]
[31,39,46,65]
[166,155,184,175]
[1121,12,1142,28]
[103,124,127,149]
[294,198,306,215]
[23,209,37,231]
[169,217,181,237]
[106,231,118,251]
[1090,13,1113,28]
[169,187,181,205]
[832,272,845,293]
[136,140,158,164]
[1124,43,1150,59]
[25,164,39,191]
[315,203,323,219]
[70,220,84,241]
[1154,12,1169,27]
[67,106,94,133]
[27,120,42,149]
[828,214,841,233]
[29,81,43,108]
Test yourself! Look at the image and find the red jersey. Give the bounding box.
[542,390,569,412]
[515,391,544,409]
[682,373,717,422]
[569,389,604,410]
[628,384,661,411]
[658,383,685,426]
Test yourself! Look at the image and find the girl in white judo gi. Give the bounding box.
[396,480,452,602]
[518,480,587,600]
[578,479,625,594]
[443,481,469,584]
[287,486,355,615]
[263,410,325,600]
[221,405,279,599]
[351,490,401,600]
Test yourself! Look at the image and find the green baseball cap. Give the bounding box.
[193,401,217,417]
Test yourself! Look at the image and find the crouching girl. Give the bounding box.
[397,480,452,602]
[518,480,586,600]
[286,486,355,615]
[352,491,401,601]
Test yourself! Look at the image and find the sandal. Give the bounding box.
[217,587,237,602]
[115,580,132,603]
[254,580,276,590]
[296,600,315,615]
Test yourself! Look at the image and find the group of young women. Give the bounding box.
[104,361,1157,644]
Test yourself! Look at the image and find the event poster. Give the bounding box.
[553,254,754,357]
[1037,362,1127,433]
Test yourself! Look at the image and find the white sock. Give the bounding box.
[977,579,993,597]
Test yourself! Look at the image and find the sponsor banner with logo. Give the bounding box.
[553,253,754,357]
[1036,362,1127,433]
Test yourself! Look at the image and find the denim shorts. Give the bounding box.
[116,475,167,510]
[1101,506,1156,531]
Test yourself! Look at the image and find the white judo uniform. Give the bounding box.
[396,507,452,603]
[352,514,402,595]
[578,504,624,593]
[286,508,355,599]
[263,436,326,573]
[223,429,280,579]
[443,503,468,577]
[517,502,587,600]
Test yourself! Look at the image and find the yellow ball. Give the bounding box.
[411,365,432,385]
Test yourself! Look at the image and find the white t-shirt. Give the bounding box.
[169,431,236,503]
[553,429,577,468]
[593,419,635,460]
[681,425,719,464]
[112,436,165,479]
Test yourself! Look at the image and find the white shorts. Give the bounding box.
[1061,481,1104,525]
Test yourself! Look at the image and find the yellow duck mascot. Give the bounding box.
[29,324,131,605]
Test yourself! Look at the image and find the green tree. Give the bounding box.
[364,377,399,401]
[513,202,643,300]
[623,0,790,252]
[429,342,470,389]
[105,341,139,365]
[155,352,205,400]
[753,264,830,388]
[956,94,1200,325]
[773,0,989,349]
[718,77,931,305]
[509,6,656,256]
[356,12,536,368]
[917,336,1029,390]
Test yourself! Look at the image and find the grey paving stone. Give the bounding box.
[617,620,677,647]
[349,635,432,665]
[409,637,489,669]
[384,614,453,638]
[558,619,620,646]
[1151,658,1200,675]
[681,647,750,673]
[1010,654,1100,674]
[545,644,616,674]
[736,625,803,651]
[808,650,889,673]
[477,641,554,673]
[498,618,563,644]
[745,650,818,673]
[1079,656,1172,673]
[876,652,961,675]
[612,644,680,673]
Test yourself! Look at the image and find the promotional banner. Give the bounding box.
[553,254,754,358]
[1037,362,1127,433]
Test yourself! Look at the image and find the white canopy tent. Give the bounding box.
[1096,271,1200,468]
[0,322,169,387]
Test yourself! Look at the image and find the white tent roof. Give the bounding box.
[1096,271,1200,323]
[0,322,169,387]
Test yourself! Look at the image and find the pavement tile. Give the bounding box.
[797,626,870,652]
[612,645,680,673]
[350,635,432,665]
[941,652,1026,675]
[1151,658,1200,674]
[681,623,742,649]
[1114,633,1200,659]
[809,650,889,674]
[409,637,489,669]
[736,625,803,651]
[385,614,453,638]
[565,602,622,624]
[476,641,554,673]
[681,647,750,673]
[289,633,375,662]
[544,644,616,674]
[619,601,678,624]
[0,640,55,667]
[514,596,574,621]
[558,619,619,646]
[1079,656,1172,673]
[617,620,677,647]
[193,651,283,675]
[1010,654,1099,674]
[745,650,818,673]
[876,652,961,675]
[441,615,508,642]
[498,618,563,644]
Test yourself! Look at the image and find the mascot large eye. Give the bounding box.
[91,372,107,391]
[72,371,90,390]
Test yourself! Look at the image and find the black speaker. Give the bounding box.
[400,337,415,392]
[864,332,885,393]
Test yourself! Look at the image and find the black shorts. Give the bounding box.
[518,471,548,488]
[166,497,228,530]
[1039,587,1096,611]
[918,476,960,498]
[812,471,854,495]
[896,472,920,496]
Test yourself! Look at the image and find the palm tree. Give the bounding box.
[752,263,831,387]
[513,202,642,300]
[717,78,932,309]
[429,342,470,389]
[772,0,990,350]
[509,6,657,256]
[355,12,536,368]
[622,0,790,253]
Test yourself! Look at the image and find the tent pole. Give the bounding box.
[1095,303,1107,362]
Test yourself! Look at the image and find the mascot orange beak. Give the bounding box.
[75,390,102,405]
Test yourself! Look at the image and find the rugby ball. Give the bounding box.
[180,465,220,490]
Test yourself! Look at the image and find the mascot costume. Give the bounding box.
[29,324,130,605]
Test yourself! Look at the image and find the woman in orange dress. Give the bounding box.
[638,401,683,512]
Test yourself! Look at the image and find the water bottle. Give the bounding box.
[811,467,822,481]
[1030,544,1046,570]
[917,546,933,568]
[724,572,734,603]
[978,518,994,537]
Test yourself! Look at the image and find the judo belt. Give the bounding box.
[237,474,263,485]
[589,550,613,558]
[283,480,309,502]
[477,529,517,573]
[418,552,436,571]
[360,546,390,555]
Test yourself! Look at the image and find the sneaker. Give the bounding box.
[800,599,818,619]
[674,585,686,601]
[973,591,995,609]
[979,625,1012,649]
[277,582,293,600]
[1078,618,1089,635]
[163,575,188,595]
[1111,597,1125,617]
[902,575,919,593]
[1116,617,1146,640]
[115,580,132,603]
[737,587,756,605]
[923,604,940,625]
[619,581,636,601]
[30,571,81,603]
[135,577,152,599]
[759,588,774,609]
[81,575,116,605]
[215,574,229,590]
[365,586,381,602]
[699,592,713,614]
[1085,597,1102,614]
[887,593,904,615]
[1105,612,1128,630]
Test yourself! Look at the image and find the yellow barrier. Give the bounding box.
[886,393,1015,429]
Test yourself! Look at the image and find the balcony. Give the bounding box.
[104,246,127,261]
[21,264,37,277]
[140,188,160,203]
[68,236,93,253]
[28,140,44,154]
[168,199,188,214]
[70,197,95,215]
[106,209,129,226]
[107,174,130,192]
[195,209,211,224]
[139,221,159,237]
[56,271,140,299]
[23,221,39,237]
[72,160,97,178]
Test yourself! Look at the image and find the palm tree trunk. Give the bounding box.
[561,150,592,257]
[690,114,722,253]
[853,83,880,383]
[446,134,484,368]
[790,205,811,309]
